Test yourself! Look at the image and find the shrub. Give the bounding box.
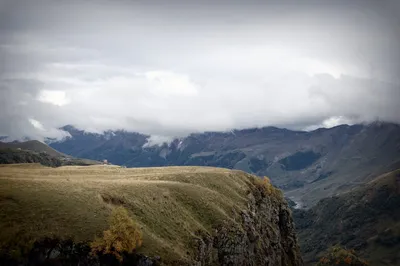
[254,176,283,199]
[91,207,142,261]
[316,245,368,266]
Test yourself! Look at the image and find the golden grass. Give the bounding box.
[0,164,256,264]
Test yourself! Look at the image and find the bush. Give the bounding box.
[91,207,142,261]
[254,176,284,199]
[316,245,368,266]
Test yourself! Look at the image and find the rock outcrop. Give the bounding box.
[193,176,303,266]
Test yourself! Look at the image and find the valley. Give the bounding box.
[50,122,400,207]
[1,122,400,265]
[293,169,400,265]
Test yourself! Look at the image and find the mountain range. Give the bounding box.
[1,122,400,265]
[49,122,400,207]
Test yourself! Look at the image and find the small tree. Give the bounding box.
[91,207,142,261]
[316,245,368,266]
[254,176,283,199]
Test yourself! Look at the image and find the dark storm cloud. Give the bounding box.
[0,0,399,142]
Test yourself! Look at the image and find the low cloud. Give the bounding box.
[0,0,399,141]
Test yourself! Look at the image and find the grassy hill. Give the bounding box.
[0,148,65,167]
[0,164,302,265]
[0,140,67,158]
[0,148,101,167]
[293,169,400,265]
[0,140,100,167]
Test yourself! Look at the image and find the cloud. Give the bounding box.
[0,0,399,141]
[37,90,70,106]
[143,135,175,148]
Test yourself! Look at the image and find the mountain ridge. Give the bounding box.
[0,140,101,167]
[0,140,67,158]
[48,122,400,207]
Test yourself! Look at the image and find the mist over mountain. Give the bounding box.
[1,0,400,142]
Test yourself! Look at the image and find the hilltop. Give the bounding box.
[0,140,66,158]
[0,164,303,265]
[50,122,400,206]
[0,140,100,167]
[293,169,400,265]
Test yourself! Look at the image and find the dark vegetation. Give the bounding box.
[316,245,368,266]
[0,149,63,167]
[278,151,321,171]
[248,157,269,173]
[0,237,157,266]
[0,206,155,266]
[0,140,66,157]
[311,171,334,183]
[293,169,400,265]
[0,148,98,167]
[185,151,246,169]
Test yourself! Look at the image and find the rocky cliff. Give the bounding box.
[194,181,302,266]
[0,165,303,266]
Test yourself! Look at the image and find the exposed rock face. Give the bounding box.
[194,181,303,266]
[1,191,303,266]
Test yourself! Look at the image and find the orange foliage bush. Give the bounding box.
[316,245,368,266]
[258,176,283,199]
[91,207,142,261]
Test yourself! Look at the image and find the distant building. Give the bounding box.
[103,159,108,165]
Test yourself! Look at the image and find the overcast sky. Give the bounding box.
[1,0,400,142]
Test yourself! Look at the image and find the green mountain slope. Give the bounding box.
[0,140,100,167]
[0,148,65,167]
[293,169,400,265]
[0,140,67,157]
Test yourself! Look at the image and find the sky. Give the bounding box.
[1,0,400,143]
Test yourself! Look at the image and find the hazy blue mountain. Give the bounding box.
[50,122,400,206]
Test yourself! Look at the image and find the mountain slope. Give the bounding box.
[0,140,67,157]
[0,164,303,265]
[50,123,400,206]
[293,169,400,265]
[0,148,65,167]
[0,140,100,167]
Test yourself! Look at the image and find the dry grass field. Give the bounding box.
[0,164,256,263]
